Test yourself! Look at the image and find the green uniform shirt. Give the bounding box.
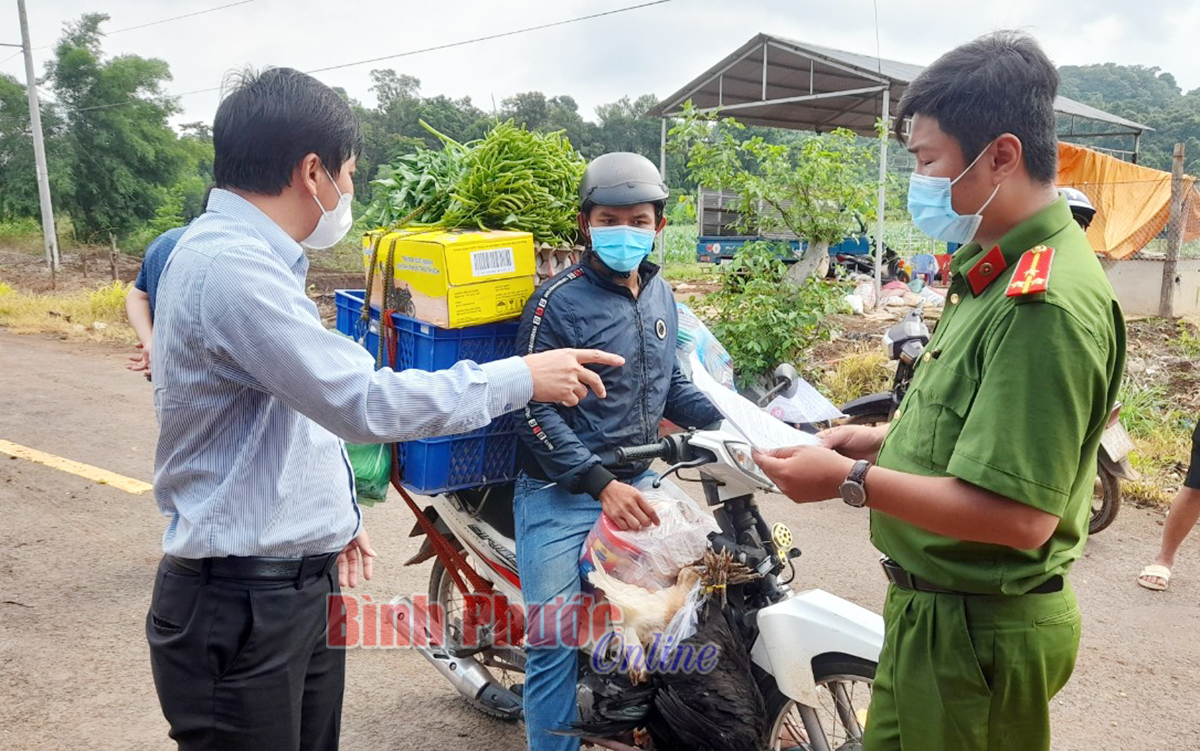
[873,198,1126,595]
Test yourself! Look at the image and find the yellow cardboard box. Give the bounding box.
[365,229,536,328]
[362,228,425,305]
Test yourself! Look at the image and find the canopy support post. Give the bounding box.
[874,88,890,307]
[659,118,668,265]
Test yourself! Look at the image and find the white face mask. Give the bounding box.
[301,167,353,250]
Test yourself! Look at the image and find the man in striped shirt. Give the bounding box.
[146,67,619,751]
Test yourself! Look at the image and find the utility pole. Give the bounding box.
[15,0,60,270]
[1160,142,1186,319]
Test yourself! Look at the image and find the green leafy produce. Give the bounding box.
[362,133,464,227]
[365,119,586,245]
[442,120,585,245]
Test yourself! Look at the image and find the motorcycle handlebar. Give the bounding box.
[613,441,670,465]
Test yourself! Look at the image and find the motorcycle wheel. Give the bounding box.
[759,655,876,751]
[1090,465,1122,535]
[428,558,527,720]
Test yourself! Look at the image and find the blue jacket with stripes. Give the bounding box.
[515,256,722,497]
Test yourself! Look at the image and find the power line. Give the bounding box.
[0,0,258,62]
[106,0,256,36]
[26,0,677,118]
[307,0,675,74]
[68,84,221,114]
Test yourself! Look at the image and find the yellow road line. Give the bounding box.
[0,439,153,495]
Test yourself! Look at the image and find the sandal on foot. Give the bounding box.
[1138,564,1171,591]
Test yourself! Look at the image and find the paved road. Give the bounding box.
[0,330,1196,749]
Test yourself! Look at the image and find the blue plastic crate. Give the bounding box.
[334,290,521,495]
[335,289,381,357]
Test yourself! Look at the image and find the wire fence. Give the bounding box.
[1055,177,1200,261]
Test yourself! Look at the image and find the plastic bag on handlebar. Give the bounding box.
[675,302,735,391]
[579,477,719,592]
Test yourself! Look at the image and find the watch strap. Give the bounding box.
[848,459,871,486]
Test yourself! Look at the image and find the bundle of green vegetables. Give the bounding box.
[363,120,586,246]
[362,144,464,227]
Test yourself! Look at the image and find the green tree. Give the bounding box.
[351,70,490,204]
[369,69,420,110]
[0,73,72,221]
[500,91,549,129]
[593,94,661,156]
[47,13,187,256]
[174,121,214,220]
[1058,63,1200,172]
[501,91,593,153]
[669,102,877,279]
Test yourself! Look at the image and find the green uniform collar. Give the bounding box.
[950,197,1074,296]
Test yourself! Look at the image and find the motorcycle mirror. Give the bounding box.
[773,363,800,399]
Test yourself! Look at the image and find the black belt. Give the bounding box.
[881,558,1063,596]
[166,552,338,583]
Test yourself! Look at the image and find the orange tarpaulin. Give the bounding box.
[1057,142,1200,260]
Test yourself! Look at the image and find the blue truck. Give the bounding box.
[694,188,881,272]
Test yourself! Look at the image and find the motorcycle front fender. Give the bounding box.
[750,589,884,708]
[1099,452,1139,481]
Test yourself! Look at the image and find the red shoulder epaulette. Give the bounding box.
[1006,246,1055,298]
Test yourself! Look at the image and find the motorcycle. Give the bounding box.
[836,303,1135,535]
[389,399,883,750]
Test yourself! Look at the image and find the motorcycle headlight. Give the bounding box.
[725,441,770,485]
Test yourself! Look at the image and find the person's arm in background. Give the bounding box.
[515,284,659,531]
[125,272,153,375]
[199,245,616,444]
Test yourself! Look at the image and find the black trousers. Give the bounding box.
[1186,418,1200,490]
[146,554,344,751]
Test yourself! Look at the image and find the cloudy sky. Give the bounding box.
[4,0,1200,126]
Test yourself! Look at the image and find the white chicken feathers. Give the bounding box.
[586,549,702,651]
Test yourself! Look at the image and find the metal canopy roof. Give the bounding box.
[650,34,1152,138]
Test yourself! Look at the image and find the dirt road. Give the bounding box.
[0,330,1197,750]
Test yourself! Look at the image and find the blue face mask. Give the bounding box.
[907,145,1001,245]
[589,225,656,273]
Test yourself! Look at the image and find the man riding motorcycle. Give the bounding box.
[512,152,722,751]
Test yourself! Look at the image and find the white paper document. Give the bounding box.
[688,354,820,451]
[765,378,846,424]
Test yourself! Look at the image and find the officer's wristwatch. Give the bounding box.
[839,460,872,508]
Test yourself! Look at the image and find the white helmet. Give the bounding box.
[1058,187,1096,227]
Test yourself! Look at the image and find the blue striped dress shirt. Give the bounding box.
[151,189,533,558]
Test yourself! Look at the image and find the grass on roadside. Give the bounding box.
[0,278,137,343]
[315,238,365,273]
[0,217,49,254]
[1118,379,1194,506]
[818,343,892,407]
[664,260,716,283]
[1175,319,1200,359]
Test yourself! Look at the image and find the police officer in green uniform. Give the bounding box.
[755,31,1126,751]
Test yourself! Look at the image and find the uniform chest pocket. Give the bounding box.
[892,357,979,472]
